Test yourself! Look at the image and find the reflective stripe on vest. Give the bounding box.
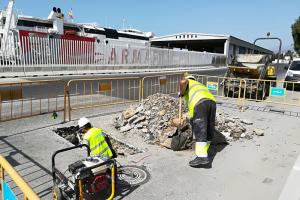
[83,128,113,158]
[184,80,216,118]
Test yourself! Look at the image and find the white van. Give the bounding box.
[284,58,300,90]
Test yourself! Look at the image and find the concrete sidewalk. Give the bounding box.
[1,99,300,199]
[92,105,300,200]
[279,153,300,199]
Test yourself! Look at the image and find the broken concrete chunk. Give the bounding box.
[136,124,143,129]
[160,138,172,149]
[221,131,231,138]
[142,128,149,133]
[227,122,235,128]
[145,110,151,116]
[141,120,149,126]
[225,118,235,123]
[120,124,133,132]
[240,126,246,132]
[136,104,144,113]
[233,127,244,133]
[241,119,253,125]
[133,116,146,124]
[163,127,178,137]
[122,107,138,119]
[232,131,242,138]
[152,106,159,111]
[158,110,166,116]
[128,115,138,124]
[171,117,186,127]
[253,128,264,136]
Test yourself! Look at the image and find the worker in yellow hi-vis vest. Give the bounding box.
[78,117,115,158]
[179,74,216,167]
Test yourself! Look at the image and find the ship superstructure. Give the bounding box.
[0,0,154,65]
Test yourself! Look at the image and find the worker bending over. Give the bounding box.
[179,74,216,167]
[78,117,114,158]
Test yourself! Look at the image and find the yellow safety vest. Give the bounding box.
[83,127,113,158]
[184,79,216,118]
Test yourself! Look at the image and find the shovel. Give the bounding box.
[76,132,82,144]
[171,97,187,151]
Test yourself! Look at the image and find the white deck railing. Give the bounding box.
[0,35,226,69]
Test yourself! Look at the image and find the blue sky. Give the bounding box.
[2,0,299,51]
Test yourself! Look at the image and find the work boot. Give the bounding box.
[189,157,210,167]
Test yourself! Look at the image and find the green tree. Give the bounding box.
[292,17,300,55]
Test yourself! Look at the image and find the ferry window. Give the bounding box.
[187,35,189,38]
[179,36,181,38]
[195,35,197,38]
[183,35,185,38]
[191,35,193,38]
[176,36,177,39]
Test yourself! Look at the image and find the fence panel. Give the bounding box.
[141,74,183,99]
[67,77,141,120]
[241,79,300,108]
[192,74,246,109]
[0,75,298,123]
[192,74,300,112]
[0,80,66,122]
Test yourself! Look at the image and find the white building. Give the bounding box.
[151,33,273,64]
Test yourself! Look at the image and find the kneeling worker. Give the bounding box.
[78,117,114,158]
[179,74,216,167]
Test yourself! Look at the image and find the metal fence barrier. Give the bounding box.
[0,74,299,123]
[69,74,299,120]
[241,79,300,108]
[141,74,183,99]
[141,74,246,110]
[192,74,247,109]
[0,155,40,200]
[0,80,67,122]
[192,74,300,111]
[67,77,141,120]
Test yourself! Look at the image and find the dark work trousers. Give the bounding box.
[191,99,216,142]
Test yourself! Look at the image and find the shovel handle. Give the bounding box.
[77,133,82,143]
[179,97,182,127]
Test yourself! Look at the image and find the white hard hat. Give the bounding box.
[185,75,196,80]
[78,117,90,128]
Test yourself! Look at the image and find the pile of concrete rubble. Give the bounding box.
[216,112,264,140]
[114,93,192,149]
[114,93,264,149]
